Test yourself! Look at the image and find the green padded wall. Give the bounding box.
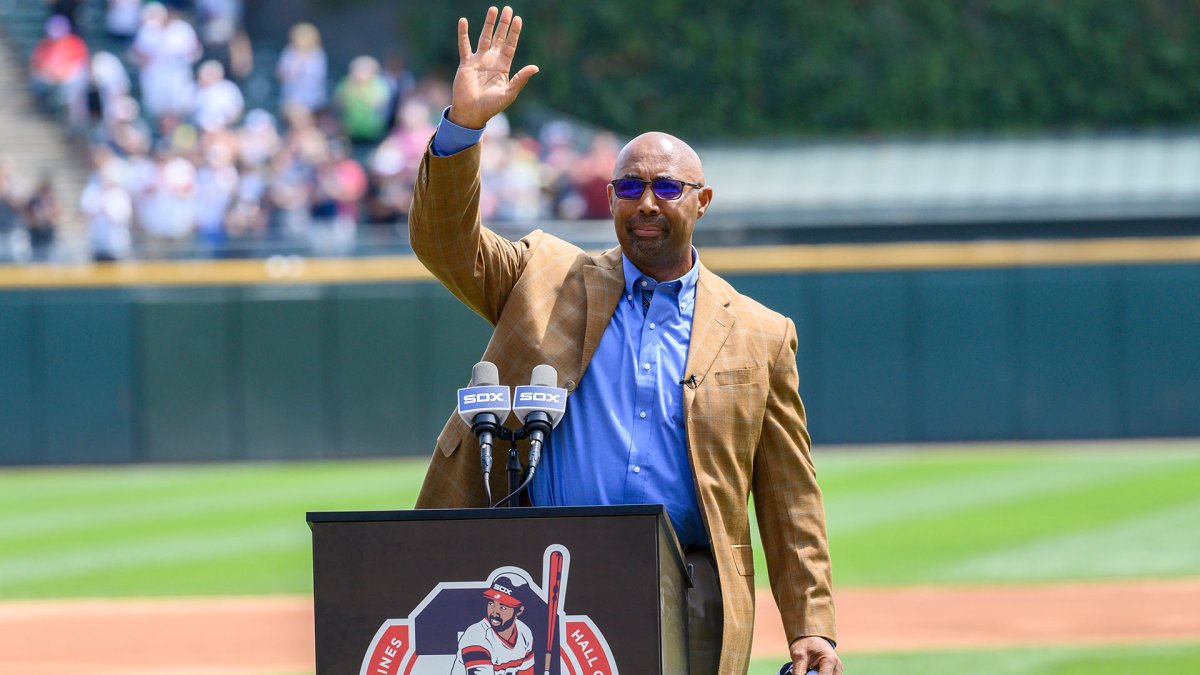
[0,293,36,463]
[912,270,1015,441]
[1014,267,1121,439]
[1121,265,1200,436]
[328,283,426,457]
[812,272,914,443]
[39,291,136,463]
[238,286,329,460]
[2,260,1199,465]
[135,287,237,461]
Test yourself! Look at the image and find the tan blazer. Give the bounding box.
[410,144,836,673]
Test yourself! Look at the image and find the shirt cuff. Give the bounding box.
[430,107,485,157]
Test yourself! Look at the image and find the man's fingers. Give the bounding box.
[476,5,498,52]
[509,64,539,96]
[494,6,514,47]
[457,17,472,61]
[818,655,835,675]
[500,15,523,60]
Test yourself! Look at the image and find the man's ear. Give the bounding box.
[607,182,617,215]
[695,186,713,218]
[516,606,525,618]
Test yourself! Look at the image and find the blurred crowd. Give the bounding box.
[3,0,621,263]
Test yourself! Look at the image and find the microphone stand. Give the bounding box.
[491,426,529,508]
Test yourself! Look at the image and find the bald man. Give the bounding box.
[410,7,841,675]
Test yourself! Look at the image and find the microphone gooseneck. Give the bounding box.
[457,361,510,506]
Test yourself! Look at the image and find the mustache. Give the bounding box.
[625,215,669,230]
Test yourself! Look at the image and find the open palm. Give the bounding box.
[449,6,540,129]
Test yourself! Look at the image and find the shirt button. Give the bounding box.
[639,411,647,418]
[640,280,648,288]
[649,322,656,329]
[643,362,651,370]
[632,466,641,473]
[626,294,632,301]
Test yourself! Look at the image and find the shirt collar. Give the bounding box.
[621,247,700,309]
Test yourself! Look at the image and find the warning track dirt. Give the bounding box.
[2,579,1198,674]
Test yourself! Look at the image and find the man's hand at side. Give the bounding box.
[790,636,843,675]
[449,5,539,129]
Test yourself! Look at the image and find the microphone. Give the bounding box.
[512,364,568,473]
[456,361,511,502]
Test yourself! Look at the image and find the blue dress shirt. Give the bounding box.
[530,255,708,548]
[431,112,709,547]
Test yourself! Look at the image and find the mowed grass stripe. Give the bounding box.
[826,454,1200,584]
[821,452,1187,534]
[745,642,1200,675]
[0,459,427,514]
[0,459,427,598]
[0,459,424,543]
[3,445,1199,599]
[937,498,1200,582]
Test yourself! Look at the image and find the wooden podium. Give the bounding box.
[307,505,691,675]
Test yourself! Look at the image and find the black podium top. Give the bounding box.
[307,504,688,583]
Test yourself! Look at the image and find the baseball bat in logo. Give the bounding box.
[542,549,564,675]
[360,544,617,675]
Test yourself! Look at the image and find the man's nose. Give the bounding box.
[636,186,660,214]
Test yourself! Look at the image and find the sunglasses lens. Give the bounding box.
[651,179,684,200]
[613,179,645,200]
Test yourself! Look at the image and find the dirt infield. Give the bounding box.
[2,579,1199,674]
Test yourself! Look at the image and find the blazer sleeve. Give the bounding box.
[409,143,536,326]
[751,317,838,644]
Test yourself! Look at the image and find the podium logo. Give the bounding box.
[361,544,618,675]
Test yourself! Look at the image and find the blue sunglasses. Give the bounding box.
[610,177,703,201]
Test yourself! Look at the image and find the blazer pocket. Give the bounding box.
[731,544,755,576]
[715,366,763,386]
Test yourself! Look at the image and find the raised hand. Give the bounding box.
[448,5,540,129]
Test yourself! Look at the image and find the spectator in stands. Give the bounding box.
[44,0,84,33]
[236,108,280,167]
[29,15,90,127]
[136,155,199,258]
[0,158,26,262]
[389,99,436,168]
[192,60,244,131]
[364,136,411,229]
[130,2,202,122]
[363,99,435,228]
[537,120,584,219]
[196,0,252,83]
[309,140,366,255]
[277,22,327,113]
[81,148,134,261]
[334,56,392,146]
[194,131,239,255]
[104,0,144,43]
[89,51,132,125]
[267,105,324,242]
[381,53,416,134]
[570,131,622,219]
[23,173,60,262]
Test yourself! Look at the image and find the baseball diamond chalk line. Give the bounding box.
[0,580,1198,673]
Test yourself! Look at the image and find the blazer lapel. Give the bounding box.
[685,264,735,390]
[580,247,625,376]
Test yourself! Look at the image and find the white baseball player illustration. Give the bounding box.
[450,574,536,675]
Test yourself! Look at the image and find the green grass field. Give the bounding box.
[3,441,1198,674]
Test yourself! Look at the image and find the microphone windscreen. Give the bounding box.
[530,364,558,387]
[470,361,500,387]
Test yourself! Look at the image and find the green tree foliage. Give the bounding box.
[401,1,1200,138]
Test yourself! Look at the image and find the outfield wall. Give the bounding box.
[1,240,1198,464]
